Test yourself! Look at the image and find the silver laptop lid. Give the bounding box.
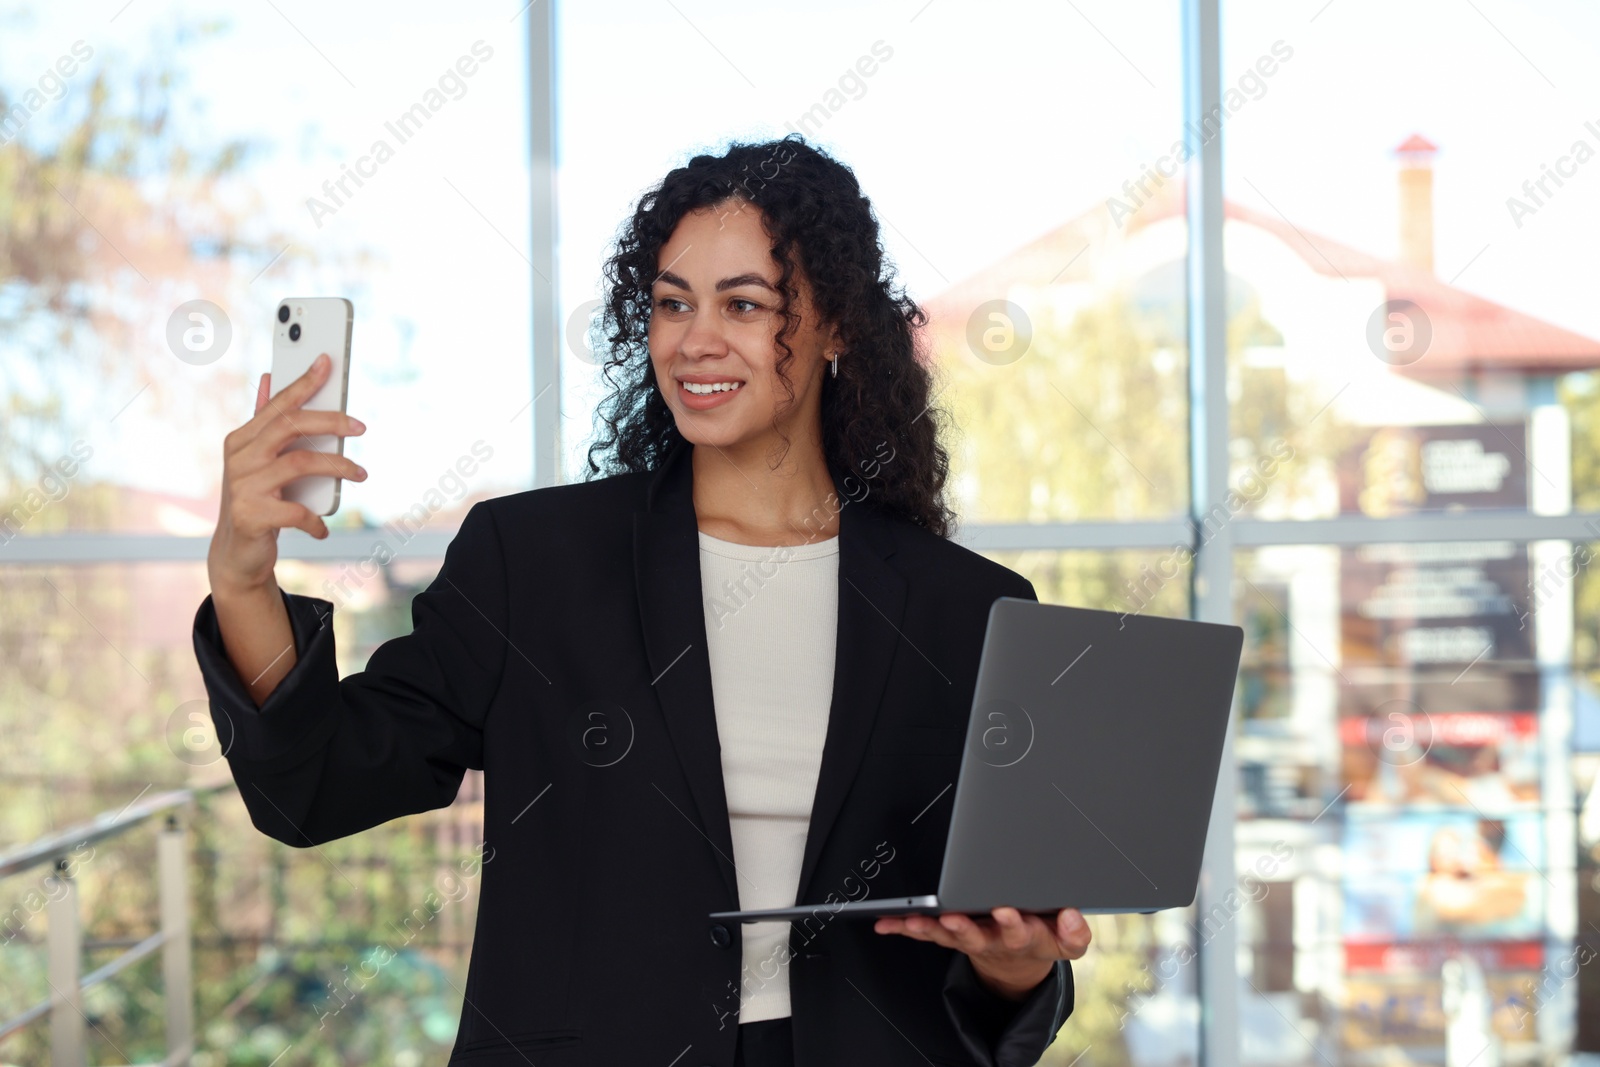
[936,598,1243,913]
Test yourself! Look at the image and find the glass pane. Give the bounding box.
[556,0,1188,522]
[0,4,531,537]
[1222,0,1600,521]
[0,560,481,1063]
[983,547,1192,620]
[1234,539,1597,1063]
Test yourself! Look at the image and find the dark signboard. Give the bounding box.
[1339,423,1528,517]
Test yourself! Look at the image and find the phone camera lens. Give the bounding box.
[277,305,291,323]
[288,323,302,341]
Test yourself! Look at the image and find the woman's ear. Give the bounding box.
[823,323,846,362]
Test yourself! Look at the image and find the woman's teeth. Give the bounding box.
[683,381,743,395]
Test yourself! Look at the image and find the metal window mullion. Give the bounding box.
[529,0,560,490]
[956,519,1195,551]
[8,512,1600,565]
[1231,513,1600,544]
[1184,0,1239,1065]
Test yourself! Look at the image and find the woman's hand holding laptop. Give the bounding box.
[874,906,1092,1000]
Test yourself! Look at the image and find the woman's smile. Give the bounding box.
[676,375,746,410]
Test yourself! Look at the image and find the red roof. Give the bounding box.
[1395,134,1439,155]
[922,178,1600,379]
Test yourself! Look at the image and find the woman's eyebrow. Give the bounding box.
[714,273,777,292]
[653,270,777,292]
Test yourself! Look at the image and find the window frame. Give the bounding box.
[10,3,1599,1063]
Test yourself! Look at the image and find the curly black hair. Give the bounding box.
[581,134,956,538]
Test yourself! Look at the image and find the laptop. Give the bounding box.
[710,597,1244,922]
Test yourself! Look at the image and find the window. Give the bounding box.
[6,1,1597,1063]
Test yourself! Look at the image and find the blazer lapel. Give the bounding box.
[794,486,906,905]
[633,439,909,911]
[633,439,741,906]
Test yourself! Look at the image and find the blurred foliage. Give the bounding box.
[938,292,1188,524]
[0,12,273,497]
[1565,372,1600,517]
[11,4,1583,1066]
[1042,916,1171,1067]
[936,286,1349,530]
[0,528,465,1062]
[1,813,480,1065]
[1561,374,1600,685]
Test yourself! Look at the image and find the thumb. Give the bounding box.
[255,372,271,415]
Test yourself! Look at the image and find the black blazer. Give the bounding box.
[192,437,1073,1067]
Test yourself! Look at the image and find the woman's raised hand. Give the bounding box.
[207,352,367,597]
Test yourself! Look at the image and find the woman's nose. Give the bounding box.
[679,310,729,358]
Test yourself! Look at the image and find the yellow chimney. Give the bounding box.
[1395,134,1438,275]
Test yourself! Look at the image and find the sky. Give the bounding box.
[1,0,1596,518]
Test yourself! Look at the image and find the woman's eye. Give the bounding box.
[729,298,760,314]
[655,297,688,313]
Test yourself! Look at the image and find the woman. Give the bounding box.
[195,135,1090,1067]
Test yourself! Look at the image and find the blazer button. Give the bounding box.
[709,923,733,949]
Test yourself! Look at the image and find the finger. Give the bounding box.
[883,922,934,943]
[277,449,366,485]
[277,352,333,412]
[246,411,366,471]
[254,372,270,416]
[235,354,330,451]
[897,915,959,948]
[936,913,991,955]
[238,497,330,540]
[239,450,366,501]
[242,446,366,487]
[1009,909,1066,957]
[258,408,366,449]
[1056,909,1092,957]
[254,353,332,429]
[992,907,1038,953]
[291,504,331,540]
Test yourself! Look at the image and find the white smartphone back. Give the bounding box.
[268,297,353,517]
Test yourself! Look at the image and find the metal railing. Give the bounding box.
[0,782,234,1066]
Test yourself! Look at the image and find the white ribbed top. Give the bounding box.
[699,529,839,1022]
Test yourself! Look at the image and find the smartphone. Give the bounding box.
[268,297,354,516]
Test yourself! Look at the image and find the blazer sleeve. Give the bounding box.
[190,500,508,847]
[943,955,1073,1067]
